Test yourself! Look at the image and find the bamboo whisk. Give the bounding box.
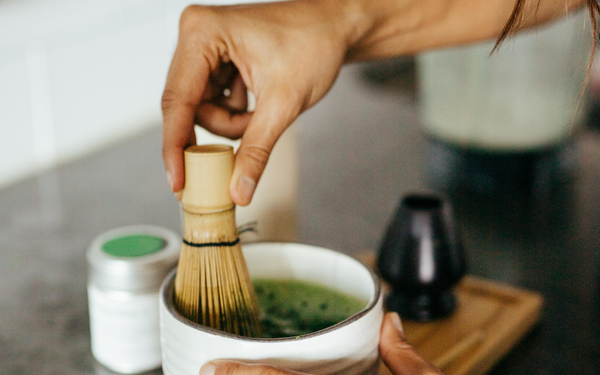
[174,144,261,337]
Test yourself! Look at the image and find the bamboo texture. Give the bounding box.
[174,145,260,337]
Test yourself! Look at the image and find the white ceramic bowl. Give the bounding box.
[159,242,384,375]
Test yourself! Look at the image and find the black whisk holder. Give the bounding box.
[378,193,466,321]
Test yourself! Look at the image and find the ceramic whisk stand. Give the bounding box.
[87,225,180,373]
[378,194,466,321]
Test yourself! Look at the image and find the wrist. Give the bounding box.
[334,0,428,62]
[316,0,375,59]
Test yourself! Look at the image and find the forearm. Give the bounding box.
[160,0,587,205]
[321,0,587,62]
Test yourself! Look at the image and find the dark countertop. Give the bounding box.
[1,59,599,374]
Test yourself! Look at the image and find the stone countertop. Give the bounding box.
[1,60,599,374]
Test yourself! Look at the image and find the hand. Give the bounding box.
[379,312,443,375]
[161,0,583,206]
[197,312,443,375]
[199,360,306,375]
[161,0,353,205]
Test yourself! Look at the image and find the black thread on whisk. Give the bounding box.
[182,238,240,248]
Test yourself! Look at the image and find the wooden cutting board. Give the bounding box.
[359,254,543,375]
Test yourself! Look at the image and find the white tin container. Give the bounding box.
[160,242,384,375]
[87,225,180,373]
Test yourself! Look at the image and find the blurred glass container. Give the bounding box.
[417,10,589,151]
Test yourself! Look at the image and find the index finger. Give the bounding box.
[161,9,218,192]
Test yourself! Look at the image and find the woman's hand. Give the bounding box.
[162,0,358,205]
[197,312,443,375]
[379,312,443,375]
[161,0,583,206]
[199,360,307,375]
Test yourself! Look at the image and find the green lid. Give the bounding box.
[101,235,166,258]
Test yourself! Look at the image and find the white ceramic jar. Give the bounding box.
[87,225,180,373]
[160,242,384,375]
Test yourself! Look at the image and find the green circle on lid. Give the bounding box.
[101,235,166,258]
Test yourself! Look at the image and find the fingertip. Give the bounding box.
[379,312,408,362]
[165,164,185,193]
[199,362,216,375]
[236,174,257,205]
[166,170,175,191]
[380,312,406,345]
[229,143,268,206]
[379,313,443,375]
[229,172,255,206]
[200,360,255,375]
[163,146,186,193]
[387,312,405,337]
[166,169,183,193]
[224,93,296,207]
[174,190,183,201]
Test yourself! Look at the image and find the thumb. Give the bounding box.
[199,360,307,375]
[229,93,299,206]
[380,312,443,375]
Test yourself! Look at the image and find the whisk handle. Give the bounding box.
[181,145,235,214]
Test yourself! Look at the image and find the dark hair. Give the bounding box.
[494,0,600,78]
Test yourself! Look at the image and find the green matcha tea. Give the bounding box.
[253,278,367,338]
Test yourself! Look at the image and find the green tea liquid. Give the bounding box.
[253,278,367,338]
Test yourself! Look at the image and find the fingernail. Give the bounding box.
[390,312,405,335]
[199,362,216,375]
[174,190,183,201]
[166,171,174,191]
[237,175,256,204]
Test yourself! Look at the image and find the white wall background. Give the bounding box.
[0,0,269,189]
[0,0,298,242]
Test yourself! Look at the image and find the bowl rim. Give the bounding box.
[161,242,382,342]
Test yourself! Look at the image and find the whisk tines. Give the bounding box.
[173,145,261,337]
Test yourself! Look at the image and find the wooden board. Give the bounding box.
[359,254,543,375]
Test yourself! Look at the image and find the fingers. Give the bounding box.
[198,314,442,375]
[161,85,199,193]
[228,93,299,206]
[224,73,249,112]
[195,74,252,139]
[199,360,307,375]
[195,103,252,139]
[161,2,345,203]
[163,6,249,194]
[380,312,443,375]
[162,5,225,193]
[161,45,211,193]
